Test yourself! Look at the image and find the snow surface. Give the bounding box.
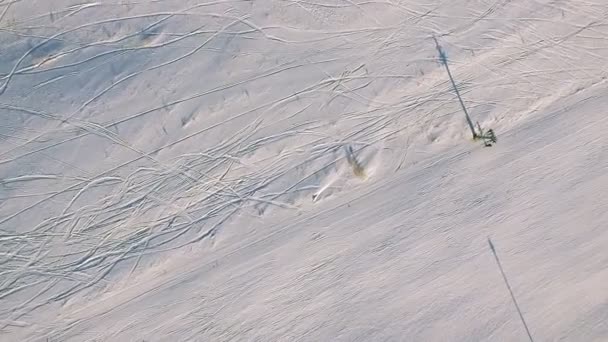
[1,0,607,341]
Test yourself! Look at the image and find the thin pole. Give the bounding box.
[433,37,478,139]
[488,238,535,342]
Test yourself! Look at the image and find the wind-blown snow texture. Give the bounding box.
[1,1,607,341]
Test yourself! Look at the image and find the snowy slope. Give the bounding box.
[1,0,607,341]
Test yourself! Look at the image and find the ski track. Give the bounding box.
[1,0,607,340]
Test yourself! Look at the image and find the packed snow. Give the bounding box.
[1,0,607,340]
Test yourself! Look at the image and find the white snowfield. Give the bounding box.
[1,0,607,341]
